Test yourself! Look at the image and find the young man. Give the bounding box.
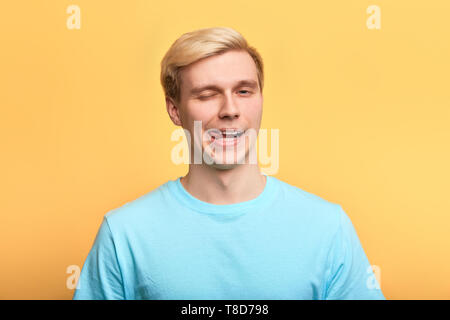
[73,27,385,300]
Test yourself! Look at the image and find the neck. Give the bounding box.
[180,163,266,205]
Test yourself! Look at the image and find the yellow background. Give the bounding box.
[1,0,449,299]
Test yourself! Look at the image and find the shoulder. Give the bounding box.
[271,176,344,231]
[103,179,173,229]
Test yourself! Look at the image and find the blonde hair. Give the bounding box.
[160,27,264,103]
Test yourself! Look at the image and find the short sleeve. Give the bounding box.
[72,217,126,300]
[323,207,385,300]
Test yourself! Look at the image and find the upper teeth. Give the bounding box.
[222,131,242,137]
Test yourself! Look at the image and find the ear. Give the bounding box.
[165,97,182,126]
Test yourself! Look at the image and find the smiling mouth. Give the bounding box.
[208,129,242,140]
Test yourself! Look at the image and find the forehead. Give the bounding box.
[179,50,259,90]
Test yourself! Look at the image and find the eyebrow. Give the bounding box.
[189,79,259,96]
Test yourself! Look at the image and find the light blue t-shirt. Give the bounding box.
[72,175,385,300]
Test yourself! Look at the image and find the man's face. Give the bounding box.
[170,49,263,169]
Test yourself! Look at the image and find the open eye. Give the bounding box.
[238,90,252,95]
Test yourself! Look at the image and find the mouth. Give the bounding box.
[208,129,245,146]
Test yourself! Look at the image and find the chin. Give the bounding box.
[209,162,240,170]
[203,149,248,170]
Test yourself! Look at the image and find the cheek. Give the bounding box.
[180,104,216,136]
[185,103,217,123]
[244,98,263,121]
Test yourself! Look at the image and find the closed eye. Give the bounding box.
[198,93,217,100]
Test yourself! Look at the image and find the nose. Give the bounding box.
[218,92,240,120]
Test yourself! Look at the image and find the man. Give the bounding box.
[73,27,385,300]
